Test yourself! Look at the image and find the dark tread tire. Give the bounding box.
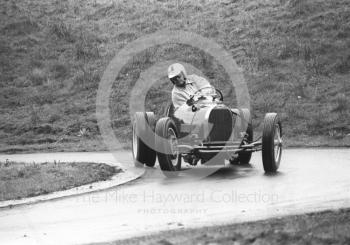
[262,113,282,173]
[132,112,156,167]
[155,117,181,177]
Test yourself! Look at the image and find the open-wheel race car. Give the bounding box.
[132,86,282,177]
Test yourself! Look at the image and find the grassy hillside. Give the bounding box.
[0,0,349,152]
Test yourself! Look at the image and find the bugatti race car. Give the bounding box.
[132,86,282,177]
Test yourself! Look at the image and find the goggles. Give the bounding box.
[170,75,181,83]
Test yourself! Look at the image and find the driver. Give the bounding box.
[168,63,212,109]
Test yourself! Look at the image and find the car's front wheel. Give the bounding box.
[262,113,282,173]
[155,117,181,177]
[132,112,156,167]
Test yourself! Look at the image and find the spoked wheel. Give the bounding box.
[262,113,282,173]
[155,117,181,177]
[132,112,156,167]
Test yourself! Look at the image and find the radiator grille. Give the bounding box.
[208,107,233,142]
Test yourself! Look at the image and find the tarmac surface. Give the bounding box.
[0,148,349,245]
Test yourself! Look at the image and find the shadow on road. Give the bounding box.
[263,171,284,177]
[205,164,255,180]
[144,162,260,185]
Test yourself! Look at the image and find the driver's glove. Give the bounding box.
[186,97,194,106]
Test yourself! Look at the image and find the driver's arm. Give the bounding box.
[188,74,211,90]
[172,90,189,109]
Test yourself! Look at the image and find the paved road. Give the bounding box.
[0,149,349,245]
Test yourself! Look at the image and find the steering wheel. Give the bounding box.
[192,88,207,97]
[187,87,224,106]
[215,88,223,101]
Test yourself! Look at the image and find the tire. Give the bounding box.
[132,112,156,167]
[262,113,282,173]
[155,117,181,177]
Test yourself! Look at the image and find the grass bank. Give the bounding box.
[0,160,121,201]
[98,208,350,245]
[0,0,349,151]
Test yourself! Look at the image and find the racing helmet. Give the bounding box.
[167,63,187,80]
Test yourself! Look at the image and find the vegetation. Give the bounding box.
[106,208,350,245]
[0,0,349,152]
[0,160,121,201]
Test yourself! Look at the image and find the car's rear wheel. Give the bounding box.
[132,112,156,167]
[262,113,282,173]
[155,117,181,177]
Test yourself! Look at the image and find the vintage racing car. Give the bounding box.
[132,86,282,177]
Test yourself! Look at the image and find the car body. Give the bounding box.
[132,87,282,177]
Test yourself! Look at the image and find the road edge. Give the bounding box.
[0,164,144,209]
